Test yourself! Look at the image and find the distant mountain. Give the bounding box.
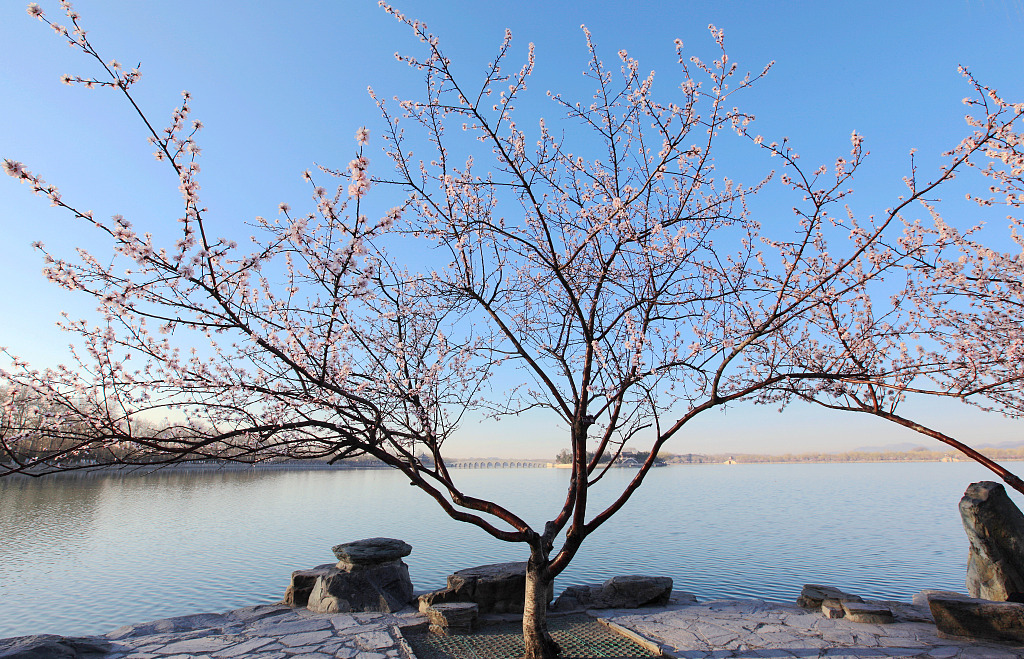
[850,442,929,453]
[850,439,1024,453]
[974,439,1024,450]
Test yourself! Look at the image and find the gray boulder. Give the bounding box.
[0,635,113,659]
[333,537,412,566]
[552,575,673,610]
[930,595,1024,643]
[959,481,1024,601]
[796,584,863,609]
[306,560,414,613]
[283,563,334,607]
[446,562,549,614]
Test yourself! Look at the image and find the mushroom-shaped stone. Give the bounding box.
[332,537,412,566]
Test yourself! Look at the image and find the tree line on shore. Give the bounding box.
[659,446,1024,465]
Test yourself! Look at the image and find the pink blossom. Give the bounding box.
[355,127,370,145]
[3,160,26,178]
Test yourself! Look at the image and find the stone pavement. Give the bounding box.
[4,596,1024,658]
[0,603,428,659]
[602,597,1024,658]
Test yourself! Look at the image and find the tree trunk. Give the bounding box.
[522,546,560,659]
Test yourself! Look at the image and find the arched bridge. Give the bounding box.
[443,459,549,469]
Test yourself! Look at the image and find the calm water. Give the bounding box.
[0,461,1019,639]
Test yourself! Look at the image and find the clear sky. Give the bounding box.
[2,0,1023,458]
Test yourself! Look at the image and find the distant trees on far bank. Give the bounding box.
[658,446,1024,465]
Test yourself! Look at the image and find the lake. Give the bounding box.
[0,461,1018,639]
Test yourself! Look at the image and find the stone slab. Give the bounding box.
[929,595,1024,643]
[331,538,412,566]
[445,562,553,614]
[796,584,864,609]
[841,600,894,624]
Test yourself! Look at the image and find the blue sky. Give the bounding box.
[2,0,1023,457]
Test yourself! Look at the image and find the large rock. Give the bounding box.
[332,537,412,566]
[447,562,534,614]
[552,575,673,610]
[796,584,863,609]
[959,481,1024,601]
[306,560,414,613]
[0,635,113,659]
[291,537,416,614]
[420,562,551,614]
[929,595,1024,643]
[283,564,334,607]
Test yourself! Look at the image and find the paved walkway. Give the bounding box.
[604,598,1024,658]
[0,604,427,659]
[2,596,1022,658]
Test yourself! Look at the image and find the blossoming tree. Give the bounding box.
[763,76,1024,495]
[4,2,1024,656]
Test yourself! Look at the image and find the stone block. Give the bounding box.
[426,602,479,635]
[796,584,863,609]
[841,600,894,624]
[447,562,549,614]
[552,575,673,610]
[930,595,1024,643]
[821,598,845,619]
[283,564,334,607]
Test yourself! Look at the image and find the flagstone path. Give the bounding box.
[2,596,1022,658]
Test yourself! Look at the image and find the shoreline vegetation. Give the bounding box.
[661,445,1024,466]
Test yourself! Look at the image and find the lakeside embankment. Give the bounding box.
[4,594,1021,659]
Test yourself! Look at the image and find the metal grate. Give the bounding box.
[405,614,660,659]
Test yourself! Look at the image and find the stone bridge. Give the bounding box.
[443,459,549,469]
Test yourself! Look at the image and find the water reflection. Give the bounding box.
[0,461,1016,639]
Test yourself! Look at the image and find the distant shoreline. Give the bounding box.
[657,447,1024,467]
[6,447,1023,478]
